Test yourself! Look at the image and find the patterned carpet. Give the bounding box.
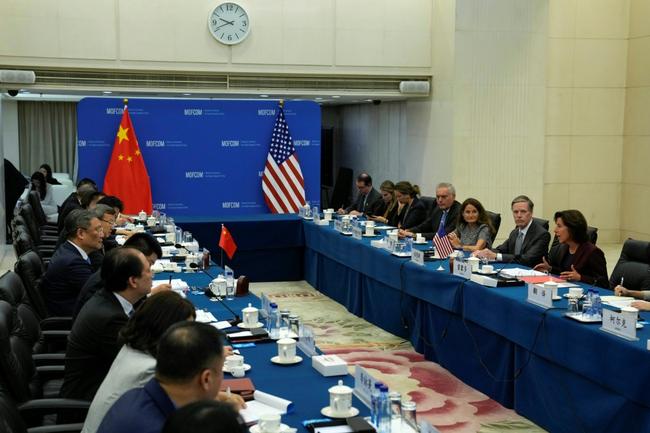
[250,281,545,433]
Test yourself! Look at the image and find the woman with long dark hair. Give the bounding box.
[39,163,61,185]
[30,171,58,217]
[449,198,494,251]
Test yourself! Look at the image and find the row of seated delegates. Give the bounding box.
[58,177,98,231]
[400,182,461,239]
[82,292,242,433]
[448,198,495,251]
[533,209,609,288]
[474,195,551,268]
[96,322,232,433]
[29,171,58,221]
[337,172,381,216]
[38,163,62,185]
[366,180,398,225]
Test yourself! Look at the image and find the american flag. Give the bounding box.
[433,233,455,258]
[262,105,306,213]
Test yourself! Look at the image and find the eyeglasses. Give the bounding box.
[101,218,116,227]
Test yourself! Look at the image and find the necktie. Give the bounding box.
[514,230,524,255]
[437,211,447,236]
[362,194,368,211]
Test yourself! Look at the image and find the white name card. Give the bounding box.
[601,308,638,341]
[411,249,425,266]
[352,226,363,240]
[527,283,553,309]
[453,259,472,279]
[386,237,396,252]
[334,220,342,232]
[353,365,377,408]
[313,211,320,223]
[297,325,318,357]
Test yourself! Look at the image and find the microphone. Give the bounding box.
[189,263,241,325]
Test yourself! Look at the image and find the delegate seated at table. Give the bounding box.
[534,209,609,288]
[400,182,460,239]
[337,172,381,216]
[367,180,398,225]
[448,198,494,252]
[614,268,650,311]
[393,181,427,230]
[473,195,550,267]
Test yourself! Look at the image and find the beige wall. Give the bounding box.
[544,0,629,243]
[0,0,432,75]
[622,0,650,240]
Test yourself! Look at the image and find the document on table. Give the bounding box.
[195,309,218,323]
[153,278,188,291]
[239,390,293,424]
[499,268,546,278]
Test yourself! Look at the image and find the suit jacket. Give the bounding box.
[58,192,81,231]
[345,187,381,214]
[411,200,461,240]
[397,198,427,230]
[61,288,129,401]
[74,270,103,320]
[548,242,609,288]
[42,241,94,316]
[96,378,175,433]
[494,220,551,268]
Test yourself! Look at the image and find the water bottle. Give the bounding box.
[592,290,602,319]
[582,289,593,318]
[267,303,280,339]
[371,382,383,426]
[378,385,391,433]
[224,266,235,300]
[175,226,183,244]
[404,237,413,254]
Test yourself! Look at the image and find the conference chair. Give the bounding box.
[329,167,353,210]
[18,204,58,246]
[10,223,54,262]
[0,390,84,433]
[609,239,650,290]
[26,192,58,232]
[419,196,437,218]
[533,217,550,231]
[487,211,501,243]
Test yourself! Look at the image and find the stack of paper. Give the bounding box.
[239,390,293,424]
[499,268,546,278]
[195,310,218,323]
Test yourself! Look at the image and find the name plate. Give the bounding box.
[452,259,472,279]
[411,249,425,266]
[334,220,342,232]
[386,237,396,252]
[352,226,363,240]
[313,211,321,223]
[353,365,377,408]
[297,325,318,357]
[601,307,638,341]
[527,283,553,309]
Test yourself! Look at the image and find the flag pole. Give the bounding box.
[220,224,224,269]
[278,99,284,108]
[123,98,128,108]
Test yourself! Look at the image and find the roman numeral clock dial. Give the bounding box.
[208,2,250,45]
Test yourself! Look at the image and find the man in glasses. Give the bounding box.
[42,209,105,316]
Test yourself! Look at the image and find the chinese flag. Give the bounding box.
[219,224,238,259]
[103,106,153,214]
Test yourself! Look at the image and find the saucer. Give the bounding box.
[478,270,498,275]
[362,234,380,238]
[271,355,303,365]
[320,406,359,419]
[238,322,264,329]
[223,363,251,373]
[250,423,291,433]
[552,295,561,301]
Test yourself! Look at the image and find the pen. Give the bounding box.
[227,386,231,398]
[168,275,172,286]
[620,277,624,287]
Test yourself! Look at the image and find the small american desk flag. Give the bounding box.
[262,105,306,213]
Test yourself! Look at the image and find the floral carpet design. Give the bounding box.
[250,281,544,433]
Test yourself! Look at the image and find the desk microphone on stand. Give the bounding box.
[188,262,241,325]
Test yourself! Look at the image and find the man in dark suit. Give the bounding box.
[57,178,97,231]
[41,209,104,316]
[337,172,381,216]
[401,182,461,239]
[61,247,153,401]
[474,195,550,268]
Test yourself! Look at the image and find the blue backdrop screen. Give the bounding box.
[77,98,321,219]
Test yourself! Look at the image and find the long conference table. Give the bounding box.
[179,215,650,433]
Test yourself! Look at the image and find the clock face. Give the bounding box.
[208,2,250,45]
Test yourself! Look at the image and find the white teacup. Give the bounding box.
[147,216,156,227]
[467,256,480,272]
[277,338,296,362]
[328,380,353,417]
[481,264,494,274]
[543,281,558,298]
[569,287,584,298]
[230,364,246,378]
[621,306,639,324]
[416,233,425,243]
[259,414,281,433]
[365,225,375,236]
[225,354,244,371]
[242,303,259,327]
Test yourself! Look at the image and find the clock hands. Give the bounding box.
[219,18,235,25]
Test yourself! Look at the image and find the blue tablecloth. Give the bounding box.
[166,267,368,431]
[176,215,304,282]
[302,220,650,433]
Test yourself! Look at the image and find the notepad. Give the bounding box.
[239,390,293,424]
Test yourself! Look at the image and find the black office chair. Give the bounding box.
[551,225,598,248]
[609,239,650,290]
[26,192,58,235]
[487,211,501,243]
[419,196,436,218]
[329,167,353,210]
[533,217,549,231]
